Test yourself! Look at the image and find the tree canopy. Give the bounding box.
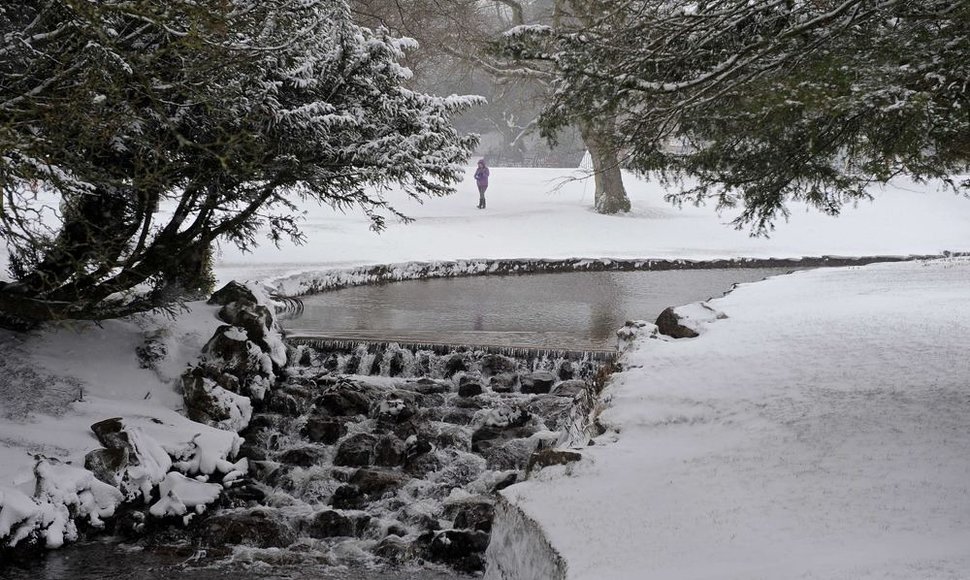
[0,0,479,328]
[534,0,970,233]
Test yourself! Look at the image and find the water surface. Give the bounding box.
[285,268,798,350]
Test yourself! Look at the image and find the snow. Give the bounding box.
[213,168,970,286]
[1,165,969,570]
[498,258,970,579]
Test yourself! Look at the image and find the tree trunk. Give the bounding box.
[580,120,630,214]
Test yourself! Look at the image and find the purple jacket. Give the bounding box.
[474,165,489,186]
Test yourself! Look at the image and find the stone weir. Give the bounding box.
[209,338,613,575]
[288,336,617,380]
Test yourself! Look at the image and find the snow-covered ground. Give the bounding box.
[214,168,970,284]
[497,258,970,579]
[2,167,969,575]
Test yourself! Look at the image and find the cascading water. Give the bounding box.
[188,340,612,576]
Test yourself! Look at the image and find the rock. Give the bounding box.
[334,433,378,467]
[374,435,406,467]
[202,324,262,379]
[207,281,257,306]
[526,395,575,431]
[90,418,134,455]
[372,391,418,424]
[264,390,302,416]
[197,509,295,548]
[439,407,476,425]
[331,469,407,509]
[435,425,471,452]
[302,415,346,445]
[218,300,274,348]
[84,447,128,485]
[451,499,495,533]
[480,354,518,376]
[408,378,451,395]
[277,446,325,468]
[425,529,490,573]
[304,510,370,538]
[551,379,587,398]
[457,381,484,398]
[181,369,252,431]
[527,448,582,474]
[481,438,540,471]
[315,381,378,416]
[470,424,536,454]
[443,353,468,377]
[521,371,556,394]
[489,374,517,393]
[374,535,414,564]
[655,306,699,338]
[219,482,267,507]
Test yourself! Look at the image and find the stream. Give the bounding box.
[3,267,797,579]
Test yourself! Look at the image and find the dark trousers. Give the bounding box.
[477,184,487,208]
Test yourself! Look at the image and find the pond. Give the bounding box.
[284,268,799,350]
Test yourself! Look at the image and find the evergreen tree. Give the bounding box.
[536,0,970,233]
[0,0,479,328]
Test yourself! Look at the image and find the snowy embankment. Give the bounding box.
[494,258,970,580]
[0,284,281,552]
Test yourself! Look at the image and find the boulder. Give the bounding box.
[315,381,378,417]
[84,447,129,485]
[304,509,370,538]
[374,535,415,564]
[450,498,495,533]
[331,469,407,509]
[207,281,257,306]
[374,435,406,467]
[521,371,556,394]
[457,381,484,398]
[197,509,295,548]
[372,391,418,424]
[655,306,699,338]
[277,446,325,468]
[408,378,451,395]
[425,529,490,573]
[90,418,135,456]
[480,354,518,376]
[481,438,540,471]
[443,353,469,377]
[334,433,378,467]
[488,374,517,393]
[551,379,587,399]
[302,415,346,445]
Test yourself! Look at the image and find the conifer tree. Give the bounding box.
[0,0,479,328]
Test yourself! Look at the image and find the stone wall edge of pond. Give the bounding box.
[270,253,965,300]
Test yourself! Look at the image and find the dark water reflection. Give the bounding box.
[2,538,461,580]
[285,268,798,350]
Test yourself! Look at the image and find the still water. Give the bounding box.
[285,268,798,350]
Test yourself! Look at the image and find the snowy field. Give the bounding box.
[214,168,970,284]
[1,167,969,576]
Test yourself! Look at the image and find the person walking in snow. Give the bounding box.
[474,159,489,209]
